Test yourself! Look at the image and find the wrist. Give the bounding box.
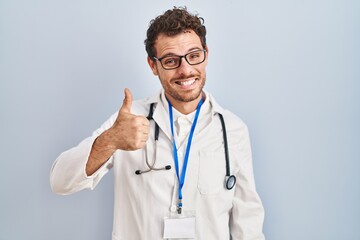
[94,129,118,152]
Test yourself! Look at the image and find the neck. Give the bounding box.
[166,93,204,115]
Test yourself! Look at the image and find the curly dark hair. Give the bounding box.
[144,7,207,61]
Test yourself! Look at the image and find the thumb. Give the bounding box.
[120,88,133,113]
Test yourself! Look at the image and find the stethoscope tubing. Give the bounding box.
[136,102,236,190]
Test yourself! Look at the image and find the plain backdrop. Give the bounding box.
[0,0,359,239]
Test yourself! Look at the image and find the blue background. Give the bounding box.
[0,0,359,239]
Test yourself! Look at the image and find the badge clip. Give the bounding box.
[177,199,182,214]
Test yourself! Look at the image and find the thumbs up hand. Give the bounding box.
[107,88,150,151]
[86,88,150,175]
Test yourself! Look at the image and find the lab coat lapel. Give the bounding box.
[152,100,172,141]
[144,91,172,141]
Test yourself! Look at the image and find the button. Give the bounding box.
[170,205,177,212]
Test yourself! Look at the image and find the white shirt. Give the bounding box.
[50,90,265,240]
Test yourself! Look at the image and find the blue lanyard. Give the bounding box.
[167,98,203,214]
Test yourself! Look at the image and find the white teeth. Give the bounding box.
[179,80,195,86]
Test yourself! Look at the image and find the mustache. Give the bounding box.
[172,74,198,81]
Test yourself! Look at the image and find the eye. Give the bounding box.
[188,52,201,59]
[163,57,178,66]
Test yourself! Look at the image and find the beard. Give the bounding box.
[160,73,206,103]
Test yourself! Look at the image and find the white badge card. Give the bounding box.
[163,212,196,239]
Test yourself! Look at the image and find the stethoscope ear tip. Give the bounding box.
[135,170,141,175]
[165,165,171,170]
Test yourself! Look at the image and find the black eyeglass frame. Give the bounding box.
[153,49,207,70]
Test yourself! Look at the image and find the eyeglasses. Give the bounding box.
[153,49,207,70]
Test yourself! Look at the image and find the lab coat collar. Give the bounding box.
[143,89,226,140]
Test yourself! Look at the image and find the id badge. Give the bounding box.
[163,211,196,239]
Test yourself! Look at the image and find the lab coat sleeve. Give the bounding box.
[229,125,265,240]
[50,113,117,195]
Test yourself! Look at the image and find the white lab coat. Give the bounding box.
[50,90,265,240]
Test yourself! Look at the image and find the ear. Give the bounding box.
[147,56,159,76]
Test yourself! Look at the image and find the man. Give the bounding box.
[50,7,265,240]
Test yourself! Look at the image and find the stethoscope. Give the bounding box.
[135,103,237,190]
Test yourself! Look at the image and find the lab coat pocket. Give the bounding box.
[197,151,226,195]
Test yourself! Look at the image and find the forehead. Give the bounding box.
[154,30,203,56]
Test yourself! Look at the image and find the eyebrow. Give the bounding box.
[160,47,203,58]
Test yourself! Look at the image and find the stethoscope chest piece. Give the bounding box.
[225,175,236,190]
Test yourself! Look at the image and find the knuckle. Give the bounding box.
[133,116,143,125]
[143,118,150,126]
[135,116,149,126]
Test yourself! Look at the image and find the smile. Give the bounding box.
[176,79,196,86]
